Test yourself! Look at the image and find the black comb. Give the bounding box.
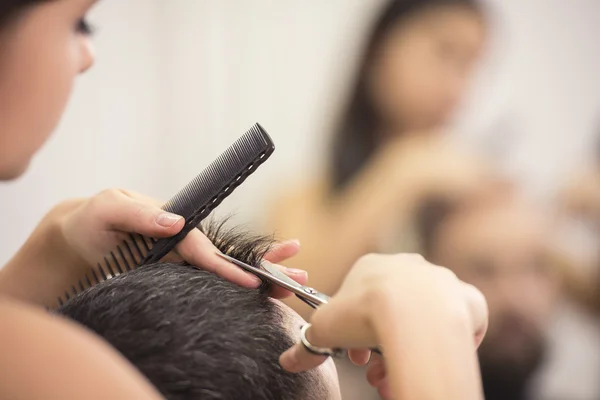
[56,123,275,307]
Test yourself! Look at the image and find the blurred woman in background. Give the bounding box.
[270,0,489,316]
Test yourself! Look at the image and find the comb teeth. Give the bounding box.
[162,123,274,218]
[138,123,275,265]
[55,123,275,308]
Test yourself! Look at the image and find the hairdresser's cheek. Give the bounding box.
[0,41,67,176]
[27,27,78,158]
[32,41,79,151]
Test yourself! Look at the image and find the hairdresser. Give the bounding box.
[269,0,490,316]
[0,1,487,399]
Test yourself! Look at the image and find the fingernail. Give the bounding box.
[284,267,307,276]
[156,213,183,228]
[289,239,301,245]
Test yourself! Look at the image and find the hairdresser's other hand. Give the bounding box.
[280,253,488,400]
[383,134,489,201]
[1,189,304,307]
[62,189,305,288]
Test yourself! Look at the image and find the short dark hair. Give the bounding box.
[57,221,326,400]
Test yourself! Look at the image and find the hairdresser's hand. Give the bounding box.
[1,189,304,307]
[384,135,489,201]
[280,253,488,400]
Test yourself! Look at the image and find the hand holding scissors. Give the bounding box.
[221,252,488,400]
[217,252,383,357]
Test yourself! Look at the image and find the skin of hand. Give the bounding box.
[280,253,488,400]
[379,134,489,200]
[0,189,305,308]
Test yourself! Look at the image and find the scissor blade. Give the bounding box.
[262,262,331,306]
[216,252,274,280]
[261,262,304,287]
[216,252,329,306]
[217,252,302,293]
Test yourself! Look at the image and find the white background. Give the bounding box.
[1,0,600,265]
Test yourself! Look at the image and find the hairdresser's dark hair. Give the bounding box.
[330,0,482,192]
[57,221,326,400]
[0,0,46,28]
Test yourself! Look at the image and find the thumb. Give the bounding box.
[94,189,185,237]
[279,341,329,373]
[280,294,378,373]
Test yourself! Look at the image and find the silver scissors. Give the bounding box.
[217,252,383,356]
[217,252,331,309]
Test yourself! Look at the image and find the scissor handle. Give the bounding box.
[295,294,384,357]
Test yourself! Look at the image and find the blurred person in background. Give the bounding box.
[269,2,488,397]
[558,133,600,315]
[416,184,600,400]
[268,0,489,319]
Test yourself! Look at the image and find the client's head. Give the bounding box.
[57,221,340,400]
[416,185,560,393]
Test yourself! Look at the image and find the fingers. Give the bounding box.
[348,349,371,366]
[92,189,184,238]
[178,235,306,295]
[114,189,165,208]
[375,378,392,400]
[461,282,488,347]
[176,229,262,288]
[366,353,393,399]
[303,294,377,350]
[262,240,306,298]
[90,189,311,290]
[90,189,262,288]
[279,342,329,373]
[280,295,375,373]
[281,295,376,373]
[366,353,385,387]
[268,264,308,299]
[263,240,301,263]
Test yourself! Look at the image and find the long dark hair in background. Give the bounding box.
[329,0,482,192]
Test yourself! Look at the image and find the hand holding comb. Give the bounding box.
[57,123,275,306]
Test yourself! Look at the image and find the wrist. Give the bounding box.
[1,201,84,307]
